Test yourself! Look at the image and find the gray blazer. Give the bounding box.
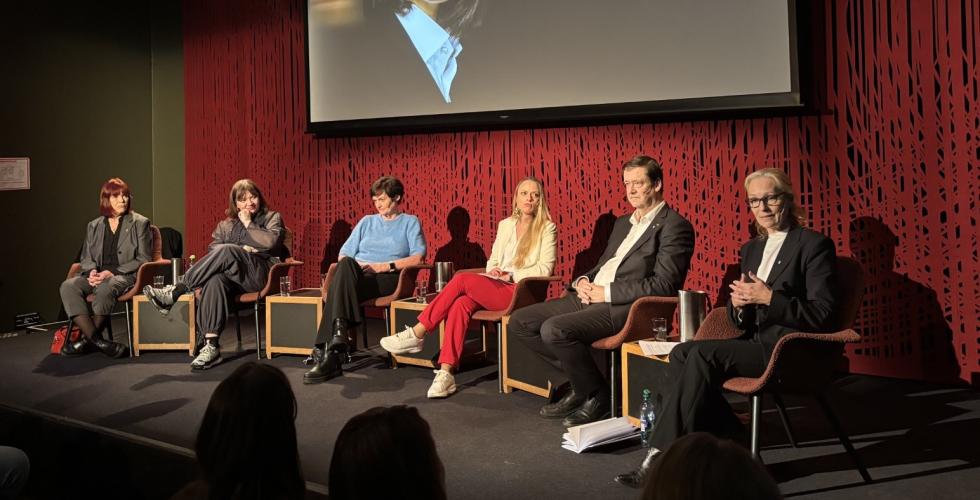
[573,205,696,327]
[78,211,153,276]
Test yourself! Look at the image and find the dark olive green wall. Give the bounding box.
[152,1,185,235]
[0,2,184,331]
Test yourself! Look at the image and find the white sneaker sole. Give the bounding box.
[427,384,457,399]
[191,356,222,371]
[380,338,423,355]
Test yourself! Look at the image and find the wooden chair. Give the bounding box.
[64,225,169,356]
[694,256,872,482]
[455,268,563,392]
[321,261,432,349]
[233,227,303,359]
[591,296,679,417]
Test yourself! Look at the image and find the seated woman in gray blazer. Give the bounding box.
[144,179,287,372]
[59,178,152,358]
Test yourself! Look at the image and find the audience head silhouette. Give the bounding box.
[192,362,304,500]
[329,405,446,500]
[642,432,782,500]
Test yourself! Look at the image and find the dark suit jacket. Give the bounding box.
[78,211,153,276]
[572,204,695,327]
[727,226,840,355]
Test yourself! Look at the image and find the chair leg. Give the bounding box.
[124,302,134,358]
[496,322,503,394]
[750,394,762,460]
[815,392,872,483]
[771,393,798,448]
[235,309,243,347]
[609,350,619,418]
[254,303,262,360]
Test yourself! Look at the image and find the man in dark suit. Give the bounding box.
[615,168,840,488]
[509,155,695,427]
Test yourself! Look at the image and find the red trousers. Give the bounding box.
[417,272,515,368]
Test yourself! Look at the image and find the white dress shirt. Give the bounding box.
[584,201,666,302]
[756,230,788,281]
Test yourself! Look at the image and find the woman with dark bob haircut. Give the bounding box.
[329,405,446,500]
[304,176,426,384]
[641,432,782,500]
[144,179,288,371]
[59,177,151,357]
[172,362,305,500]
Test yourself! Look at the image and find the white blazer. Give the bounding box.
[485,217,557,283]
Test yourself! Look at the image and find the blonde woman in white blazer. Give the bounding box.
[382,177,557,398]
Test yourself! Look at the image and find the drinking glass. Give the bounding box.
[280,276,291,296]
[652,317,668,341]
[416,279,428,303]
[153,275,165,289]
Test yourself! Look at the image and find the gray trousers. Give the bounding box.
[59,274,136,317]
[508,293,619,398]
[185,244,270,336]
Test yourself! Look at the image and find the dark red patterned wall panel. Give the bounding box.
[184,0,979,384]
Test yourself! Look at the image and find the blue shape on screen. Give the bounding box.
[395,5,462,103]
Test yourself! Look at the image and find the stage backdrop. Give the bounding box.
[183,0,978,385]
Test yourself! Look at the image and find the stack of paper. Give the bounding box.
[562,416,640,453]
[639,340,680,356]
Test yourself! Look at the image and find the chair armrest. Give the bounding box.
[66,263,82,281]
[391,263,433,300]
[739,329,862,394]
[506,276,563,315]
[119,259,171,301]
[261,259,304,298]
[692,308,740,341]
[591,296,679,350]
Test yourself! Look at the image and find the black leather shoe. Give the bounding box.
[303,351,343,384]
[540,389,585,418]
[561,393,611,427]
[303,346,324,366]
[61,337,93,357]
[91,336,128,359]
[327,319,349,353]
[614,447,662,488]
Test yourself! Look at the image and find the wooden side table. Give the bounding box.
[501,316,568,398]
[132,294,196,356]
[621,341,671,427]
[265,288,322,358]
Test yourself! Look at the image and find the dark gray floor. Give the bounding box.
[1,315,978,499]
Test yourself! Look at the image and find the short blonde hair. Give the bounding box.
[744,168,806,238]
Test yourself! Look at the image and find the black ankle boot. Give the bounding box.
[91,335,128,359]
[328,319,349,353]
[303,351,343,384]
[61,337,93,357]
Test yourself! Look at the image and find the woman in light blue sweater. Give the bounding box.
[304,176,426,384]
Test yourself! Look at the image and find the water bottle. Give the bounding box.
[639,389,656,448]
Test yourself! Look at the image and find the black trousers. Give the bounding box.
[184,244,270,336]
[508,293,618,398]
[314,257,399,345]
[649,339,768,451]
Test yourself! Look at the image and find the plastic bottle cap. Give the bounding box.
[642,389,651,398]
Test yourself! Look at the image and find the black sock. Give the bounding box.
[171,283,189,301]
[91,315,109,340]
[73,315,97,339]
[204,337,219,347]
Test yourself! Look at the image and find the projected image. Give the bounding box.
[307,0,797,128]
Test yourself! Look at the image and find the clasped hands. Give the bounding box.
[87,269,114,287]
[574,278,605,305]
[487,267,513,282]
[361,262,390,274]
[729,272,773,308]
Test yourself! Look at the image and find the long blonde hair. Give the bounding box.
[510,177,552,268]
[744,168,807,238]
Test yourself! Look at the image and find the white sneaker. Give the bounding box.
[380,326,424,354]
[427,370,456,399]
[190,342,222,371]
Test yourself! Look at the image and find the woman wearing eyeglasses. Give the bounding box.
[615,168,840,488]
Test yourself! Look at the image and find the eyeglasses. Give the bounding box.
[745,193,785,208]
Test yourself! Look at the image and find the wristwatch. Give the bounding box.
[388,262,397,272]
